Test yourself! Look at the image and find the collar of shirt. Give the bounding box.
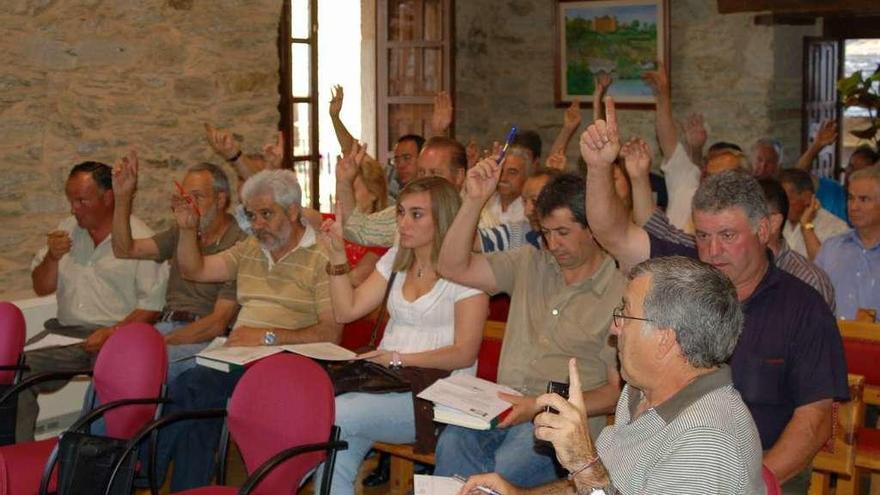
[627,365,733,424]
[840,228,880,251]
[546,251,617,297]
[260,223,317,270]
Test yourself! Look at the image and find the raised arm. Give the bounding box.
[592,71,613,122]
[329,85,356,152]
[581,98,651,267]
[31,230,71,296]
[621,137,656,226]
[111,150,161,260]
[334,142,366,227]
[796,120,838,172]
[431,91,454,137]
[683,113,708,165]
[173,195,231,283]
[642,64,677,158]
[437,158,502,293]
[550,99,583,156]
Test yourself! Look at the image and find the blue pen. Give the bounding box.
[453,474,503,495]
[496,126,518,163]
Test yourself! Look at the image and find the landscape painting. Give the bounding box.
[556,0,668,107]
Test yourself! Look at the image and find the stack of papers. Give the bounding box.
[418,374,521,430]
[414,475,463,495]
[23,334,84,352]
[195,340,362,372]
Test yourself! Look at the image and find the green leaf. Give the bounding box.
[838,71,864,95]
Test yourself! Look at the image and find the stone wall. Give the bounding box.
[454,0,820,170]
[0,0,281,301]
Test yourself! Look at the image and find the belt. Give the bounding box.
[159,310,200,323]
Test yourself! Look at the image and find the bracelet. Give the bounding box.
[226,150,243,163]
[567,454,601,480]
[325,261,351,275]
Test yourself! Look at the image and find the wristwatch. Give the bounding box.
[389,350,403,370]
[263,330,277,345]
[802,222,815,231]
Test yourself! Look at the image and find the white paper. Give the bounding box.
[413,474,463,495]
[281,342,358,361]
[196,344,282,366]
[417,374,521,420]
[23,334,84,352]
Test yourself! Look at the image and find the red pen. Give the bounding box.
[174,180,201,217]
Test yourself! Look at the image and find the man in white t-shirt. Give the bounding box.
[779,168,850,261]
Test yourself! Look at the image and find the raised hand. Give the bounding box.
[683,113,707,150]
[545,149,567,171]
[316,217,347,258]
[595,70,613,93]
[620,137,652,180]
[431,90,454,134]
[329,85,344,118]
[814,119,838,148]
[46,230,72,261]
[336,141,366,185]
[171,191,200,231]
[465,138,480,169]
[563,99,582,129]
[463,157,501,204]
[800,196,821,226]
[579,96,621,169]
[112,149,139,199]
[533,358,595,474]
[204,123,241,161]
[262,131,284,170]
[641,63,669,98]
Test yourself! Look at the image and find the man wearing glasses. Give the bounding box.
[582,99,848,494]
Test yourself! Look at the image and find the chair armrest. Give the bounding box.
[68,397,172,433]
[104,408,228,495]
[0,368,92,407]
[238,439,349,495]
[0,365,28,372]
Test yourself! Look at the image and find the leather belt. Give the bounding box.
[158,309,199,323]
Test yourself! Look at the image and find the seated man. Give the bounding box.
[484,146,531,225]
[157,169,342,491]
[110,153,246,380]
[435,165,624,488]
[582,98,849,493]
[21,161,167,441]
[779,168,849,261]
[816,165,880,320]
[461,256,764,495]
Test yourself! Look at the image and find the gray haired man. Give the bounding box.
[462,256,765,495]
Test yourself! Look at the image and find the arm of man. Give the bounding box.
[458,473,576,495]
[621,137,655,226]
[431,91,453,137]
[643,65,677,158]
[227,308,343,346]
[437,158,502,294]
[763,399,833,483]
[82,308,162,353]
[549,100,582,157]
[795,120,837,172]
[174,203,232,283]
[164,298,239,346]
[329,85,356,152]
[582,98,651,268]
[111,150,161,260]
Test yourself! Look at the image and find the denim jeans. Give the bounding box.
[433,422,560,488]
[154,320,211,383]
[314,392,416,495]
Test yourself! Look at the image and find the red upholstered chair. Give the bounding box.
[110,353,346,495]
[0,322,168,495]
[762,465,781,495]
[0,302,27,446]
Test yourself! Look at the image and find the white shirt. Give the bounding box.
[484,193,526,226]
[783,208,851,258]
[375,247,484,376]
[31,216,168,327]
[661,143,699,234]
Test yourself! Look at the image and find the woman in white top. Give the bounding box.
[316,176,489,495]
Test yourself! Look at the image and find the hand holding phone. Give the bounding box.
[545,380,570,414]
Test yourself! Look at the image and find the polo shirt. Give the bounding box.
[782,208,850,258]
[816,230,880,320]
[650,234,850,448]
[596,366,764,495]
[221,225,331,330]
[152,216,247,317]
[31,215,167,327]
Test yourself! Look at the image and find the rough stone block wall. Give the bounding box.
[454,0,818,171]
[0,0,281,301]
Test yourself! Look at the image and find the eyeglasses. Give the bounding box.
[612,302,654,327]
[389,153,414,166]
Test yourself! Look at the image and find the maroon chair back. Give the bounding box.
[92,322,167,439]
[227,353,335,495]
[0,302,26,385]
[762,465,781,495]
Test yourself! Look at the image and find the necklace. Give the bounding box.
[417,265,424,278]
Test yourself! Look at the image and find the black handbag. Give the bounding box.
[55,431,137,495]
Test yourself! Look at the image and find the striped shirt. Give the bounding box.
[595,366,765,495]
[477,221,541,252]
[644,209,836,311]
[221,225,331,330]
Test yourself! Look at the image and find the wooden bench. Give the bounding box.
[372,320,507,495]
[809,374,865,495]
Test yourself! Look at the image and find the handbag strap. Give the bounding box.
[368,272,397,348]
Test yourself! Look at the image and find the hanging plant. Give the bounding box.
[838,63,880,145]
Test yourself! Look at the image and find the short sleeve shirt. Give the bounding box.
[152,216,247,317]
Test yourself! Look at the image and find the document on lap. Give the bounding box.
[281,342,359,361]
[414,474,463,495]
[196,340,363,372]
[418,375,521,430]
[23,334,84,352]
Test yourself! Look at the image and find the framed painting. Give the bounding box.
[555,0,669,108]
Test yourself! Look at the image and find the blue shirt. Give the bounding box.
[649,234,850,449]
[816,177,849,224]
[815,230,880,320]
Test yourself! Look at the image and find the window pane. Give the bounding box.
[293,159,313,208]
[388,47,441,96]
[389,103,432,149]
[389,0,417,41]
[292,43,311,97]
[423,0,442,41]
[291,0,310,39]
[292,102,311,156]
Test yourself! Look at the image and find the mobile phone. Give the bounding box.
[545,380,570,414]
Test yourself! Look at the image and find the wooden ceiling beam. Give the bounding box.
[718,0,880,15]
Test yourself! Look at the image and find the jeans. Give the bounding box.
[315,392,416,495]
[434,422,560,488]
[154,320,211,383]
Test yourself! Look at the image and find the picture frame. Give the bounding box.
[555,0,670,108]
